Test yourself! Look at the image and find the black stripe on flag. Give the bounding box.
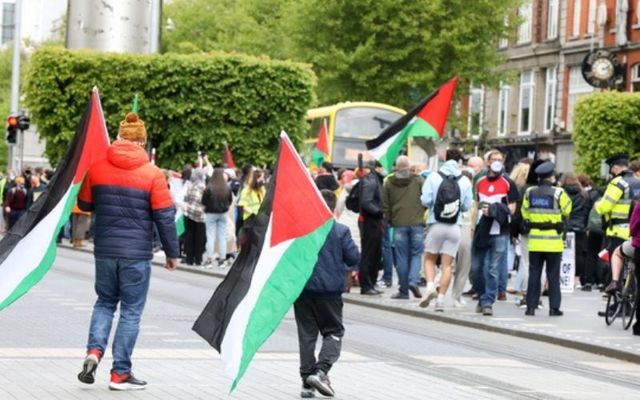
[192,148,279,351]
[0,94,94,267]
[365,89,439,150]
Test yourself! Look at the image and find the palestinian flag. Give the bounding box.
[0,88,110,310]
[193,131,334,391]
[311,118,329,167]
[223,141,236,169]
[366,76,458,171]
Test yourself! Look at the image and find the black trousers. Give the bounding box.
[294,297,344,380]
[358,216,383,292]
[527,252,562,310]
[184,217,206,265]
[584,231,603,285]
[573,231,587,285]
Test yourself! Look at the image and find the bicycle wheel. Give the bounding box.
[605,292,621,326]
[623,276,638,330]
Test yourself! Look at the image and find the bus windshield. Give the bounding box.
[334,107,402,140]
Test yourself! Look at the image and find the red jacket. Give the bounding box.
[78,140,179,260]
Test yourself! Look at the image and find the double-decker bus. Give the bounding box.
[305,102,406,168]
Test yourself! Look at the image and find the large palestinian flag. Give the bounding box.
[0,88,110,310]
[366,76,458,171]
[193,131,334,391]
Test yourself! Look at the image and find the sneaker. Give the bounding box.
[581,284,592,292]
[497,292,507,301]
[482,306,493,316]
[109,371,147,391]
[77,348,102,384]
[408,285,422,298]
[305,371,334,397]
[390,292,409,300]
[515,298,527,308]
[453,298,467,308]
[435,301,444,312]
[604,280,621,295]
[301,383,316,398]
[419,288,437,308]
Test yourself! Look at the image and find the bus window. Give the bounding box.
[334,107,402,140]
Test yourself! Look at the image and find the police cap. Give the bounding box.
[605,153,629,167]
[534,161,555,179]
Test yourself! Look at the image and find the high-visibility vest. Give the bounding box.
[595,171,640,240]
[522,183,572,252]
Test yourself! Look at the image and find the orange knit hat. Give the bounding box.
[118,112,147,143]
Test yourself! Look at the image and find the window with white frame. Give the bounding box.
[631,64,640,91]
[543,67,557,133]
[572,0,582,37]
[547,0,559,39]
[1,2,14,45]
[499,16,509,48]
[518,70,534,135]
[567,66,594,131]
[497,83,510,137]
[468,84,485,138]
[517,2,532,44]
[587,0,597,34]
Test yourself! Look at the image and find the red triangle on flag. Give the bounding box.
[316,119,329,155]
[416,76,458,137]
[73,88,110,184]
[270,134,333,247]
[223,142,237,169]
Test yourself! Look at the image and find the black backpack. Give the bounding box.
[433,172,461,224]
[345,181,361,213]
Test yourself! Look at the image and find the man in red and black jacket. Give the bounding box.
[76,112,179,391]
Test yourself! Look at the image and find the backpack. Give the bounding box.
[433,172,461,224]
[345,181,361,213]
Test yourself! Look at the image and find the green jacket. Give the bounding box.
[383,172,425,227]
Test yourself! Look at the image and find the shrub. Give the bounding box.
[25,47,315,169]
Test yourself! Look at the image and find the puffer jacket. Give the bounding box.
[301,222,360,299]
[563,184,589,232]
[78,140,179,260]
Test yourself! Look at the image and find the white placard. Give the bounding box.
[560,232,575,293]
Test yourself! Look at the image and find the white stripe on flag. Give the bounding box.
[219,215,292,381]
[368,118,415,160]
[0,185,74,304]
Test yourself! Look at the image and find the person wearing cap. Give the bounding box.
[76,112,179,390]
[470,151,519,316]
[521,161,572,316]
[358,159,384,295]
[596,153,640,294]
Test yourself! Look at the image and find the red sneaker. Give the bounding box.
[77,348,102,384]
[109,371,147,391]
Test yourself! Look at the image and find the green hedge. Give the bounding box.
[25,47,316,169]
[572,91,640,180]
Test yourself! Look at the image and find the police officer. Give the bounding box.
[596,153,640,293]
[521,161,572,316]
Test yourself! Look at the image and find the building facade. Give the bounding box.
[469,0,640,172]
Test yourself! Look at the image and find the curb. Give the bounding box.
[59,244,640,365]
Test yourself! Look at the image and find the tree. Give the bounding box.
[162,0,520,108]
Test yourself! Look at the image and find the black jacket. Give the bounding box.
[564,184,588,232]
[359,171,383,219]
[202,186,233,214]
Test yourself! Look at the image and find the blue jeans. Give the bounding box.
[382,221,394,284]
[205,213,227,259]
[470,234,508,307]
[393,225,425,295]
[87,258,151,374]
[498,242,512,293]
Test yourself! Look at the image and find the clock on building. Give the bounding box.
[581,50,624,89]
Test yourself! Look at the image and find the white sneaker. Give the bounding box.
[419,288,437,308]
[454,298,467,308]
[435,301,444,312]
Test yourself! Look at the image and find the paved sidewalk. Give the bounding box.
[60,242,640,364]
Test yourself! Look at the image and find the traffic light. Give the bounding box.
[6,115,18,144]
[17,115,29,131]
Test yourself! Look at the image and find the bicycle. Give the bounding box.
[605,255,639,329]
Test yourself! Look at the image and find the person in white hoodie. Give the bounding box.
[418,149,473,311]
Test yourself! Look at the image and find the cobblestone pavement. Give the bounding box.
[1,248,640,399]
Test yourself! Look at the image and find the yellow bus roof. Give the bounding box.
[306,102,406,120]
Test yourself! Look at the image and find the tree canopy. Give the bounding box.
[163,0,520,108]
